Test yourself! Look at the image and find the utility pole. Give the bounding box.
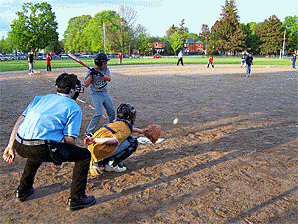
[282,29,286,58]
[103,21,106,54]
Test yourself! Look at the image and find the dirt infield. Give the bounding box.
[0,64,297,223]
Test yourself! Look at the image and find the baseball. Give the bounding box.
[173,118,178,125]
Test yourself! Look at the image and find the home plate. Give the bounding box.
[137,137,165,144]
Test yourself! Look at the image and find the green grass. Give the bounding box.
[0,56,293,72]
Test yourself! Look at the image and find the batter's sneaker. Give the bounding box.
[105,161,127,172]
[66,195,96,211]
[16,187,34,202]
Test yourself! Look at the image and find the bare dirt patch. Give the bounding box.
[0,64,297,223]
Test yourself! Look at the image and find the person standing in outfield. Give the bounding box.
[177,49,184,66]
[241,54,246,67]
[244,52,253,77]
[207,57,214,68]
[2,73,95,211]
[46,54,52,71]
[84,53,115,137]
[86,103,147,175]
[118,52,123,65]
[28,52,34,75]
[291,53,297,68]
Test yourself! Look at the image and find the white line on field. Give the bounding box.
[77,98,86,103]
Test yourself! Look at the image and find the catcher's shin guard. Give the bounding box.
[110,136,138,166]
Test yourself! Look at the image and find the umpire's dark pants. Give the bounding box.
[177,57,183,66]
[13,140,91,199]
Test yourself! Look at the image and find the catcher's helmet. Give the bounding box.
[94,53,110,66]
[117,103,136,124]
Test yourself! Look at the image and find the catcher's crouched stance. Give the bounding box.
[84,103,161,176]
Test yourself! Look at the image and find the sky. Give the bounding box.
[0,0,297,40]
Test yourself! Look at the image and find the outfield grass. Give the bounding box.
[0,56,293,72]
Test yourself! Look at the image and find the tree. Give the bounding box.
[210,0,246,55]
[9,2,58,54]
[0,34,15,54]
[136,33,150,56]
[63,15,92,53]
[106,5,137,54]
[166,25,178,38]
[255,15,284,55]
[283,16,298,52]
[169,31,184,55]
[199,24,210,54]
[240,22,261,54]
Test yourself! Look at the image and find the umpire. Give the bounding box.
[3,73,96,211]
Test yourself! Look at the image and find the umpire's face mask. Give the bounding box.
[72,80,84,100]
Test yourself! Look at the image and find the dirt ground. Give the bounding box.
[0,64,297,224]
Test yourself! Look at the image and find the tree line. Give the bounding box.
[0,0,297,56]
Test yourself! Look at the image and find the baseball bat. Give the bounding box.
[68,53,90,69]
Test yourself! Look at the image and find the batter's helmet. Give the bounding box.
[94,53,110,66]
[117,103,136,125]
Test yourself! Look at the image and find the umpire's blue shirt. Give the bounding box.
[18,93,82,142]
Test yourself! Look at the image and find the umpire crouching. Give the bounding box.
[3,73,96,211]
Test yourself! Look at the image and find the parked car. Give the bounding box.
[123,54,129,58]
[16,55,28,60]
[80,53,93,58]
[51,55,61,60]
[0,55,10,61]
[130,54,140,58]
[60,54,69,59]
[110,53,119,58]
[153,53,161,58]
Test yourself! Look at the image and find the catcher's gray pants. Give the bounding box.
[99,136,138,166]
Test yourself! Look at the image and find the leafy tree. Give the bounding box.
[0,34,15,54]
[105,5,137,54]
[199,24,210,54]
[283,16,298,52]
[63,15,92,53]
[240,22,261,54]
[166,25,178,38]
[45,40,63,54]
[9,2,58,54]
[210,0,246,55]
[255,15,284,55]
[169,31,184,55]
[136,33,150,55]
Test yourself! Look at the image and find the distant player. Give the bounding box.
[207,57,214,68]
[292,53,297,68]
[244,52,253,77]
[177,49,184,66]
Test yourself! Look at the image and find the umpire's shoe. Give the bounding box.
[66,195,96,211]
[16,187,34,202]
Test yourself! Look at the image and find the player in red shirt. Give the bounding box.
[207,57,214,68]
[46,54,52,71]
[118,52,123,65]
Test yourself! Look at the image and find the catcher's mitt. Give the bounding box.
[144,125,161,143]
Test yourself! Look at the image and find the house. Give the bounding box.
[184,37,204,54]
[151,38,165,53]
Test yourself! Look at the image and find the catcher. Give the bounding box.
[84,103,161,175]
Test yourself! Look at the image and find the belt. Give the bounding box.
[15,134,48,146]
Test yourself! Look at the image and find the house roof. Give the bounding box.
[185,38,202,44]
